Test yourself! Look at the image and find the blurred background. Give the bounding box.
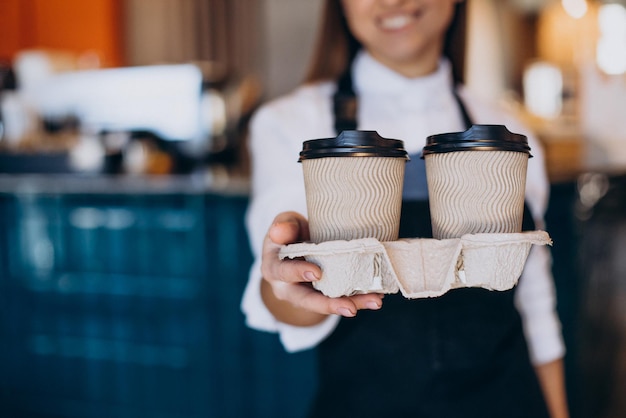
[0,0,625,417]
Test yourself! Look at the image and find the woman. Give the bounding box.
[242,1,569,416]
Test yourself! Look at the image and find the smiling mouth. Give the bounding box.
[379,11,422,31]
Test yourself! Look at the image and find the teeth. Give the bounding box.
[380,14,413,30]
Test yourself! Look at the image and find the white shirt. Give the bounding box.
[241,51,565,365]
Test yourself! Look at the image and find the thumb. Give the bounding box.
[268,212,310,245]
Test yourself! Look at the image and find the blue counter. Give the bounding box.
[0,175,316,418]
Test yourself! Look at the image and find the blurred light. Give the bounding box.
[201,89,227,138]
[596,4,626,75]
[104,208,136,230]
[32,239,54,271]
[70,207,105,229]
[157,210,196,231]
[577,172,609,208]
[523,62,563,119]
[562,0,588,19]
[123,141,149,175]
[69,133,105,173]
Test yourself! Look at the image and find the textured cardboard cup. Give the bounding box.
[425,150,528,239]
[300,131,409,243]
[302,156,405,243]
[423,125,531,240]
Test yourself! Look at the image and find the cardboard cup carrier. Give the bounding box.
[423,125,532,239]
[299,130,409,243]
[284,126,551,299]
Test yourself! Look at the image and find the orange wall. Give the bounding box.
[0,0,124,67]
[0,0,23,62]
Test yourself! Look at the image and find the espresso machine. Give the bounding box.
[0,53,258,174]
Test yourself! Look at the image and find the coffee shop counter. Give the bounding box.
[0,171,251,195]
[0,173,317,418]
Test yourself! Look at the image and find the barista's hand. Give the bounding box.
[260,211,384,326]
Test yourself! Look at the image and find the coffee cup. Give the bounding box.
[422,125,531,239]
[299,130,409,243]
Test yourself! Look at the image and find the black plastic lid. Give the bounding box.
[422,125,532,157]
[299,130,409,161]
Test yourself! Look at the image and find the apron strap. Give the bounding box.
[332,69,358,133]
[452,88,473,130]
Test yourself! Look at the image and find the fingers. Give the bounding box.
[272,281,385,317]
[322,293,385,317]
[349,293,385,311]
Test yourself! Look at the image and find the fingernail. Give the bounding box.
[303,271,318,281]
[337,307,355,317]
[366,301,381,310]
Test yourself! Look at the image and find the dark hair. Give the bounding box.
[303,0,468,84]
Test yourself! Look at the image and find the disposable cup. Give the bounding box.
[422,125,531,239]
[299,130,409,243]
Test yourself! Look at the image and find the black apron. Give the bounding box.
[308,70,549,418]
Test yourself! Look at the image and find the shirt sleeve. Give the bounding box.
[506,119,566,365]
[515,245,565,365]
[240,99,340,352]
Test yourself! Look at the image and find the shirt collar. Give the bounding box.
[352,50,455,107]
